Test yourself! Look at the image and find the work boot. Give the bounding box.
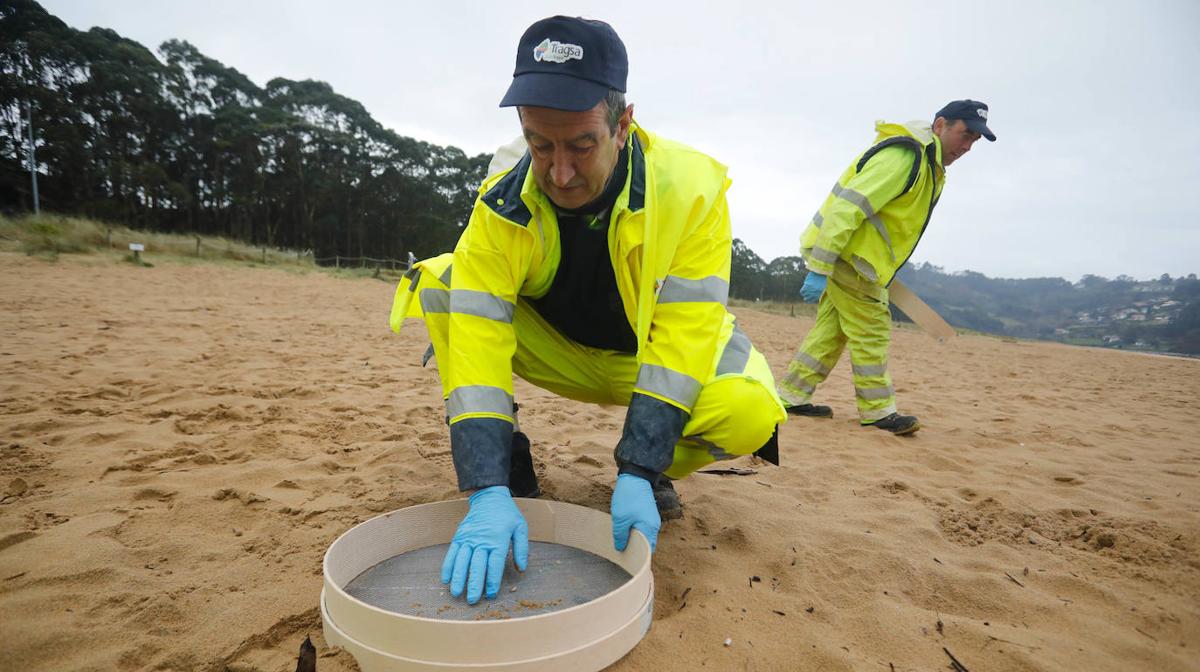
[868,413,921,435]
[653,478,683,520]
[786,403,833,418]
[508,431,541,498]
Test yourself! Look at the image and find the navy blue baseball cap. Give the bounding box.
[935,99,997,141]
[499,16,628,112]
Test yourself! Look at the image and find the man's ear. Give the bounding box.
[616,103,635,149]
[932,116,946,134]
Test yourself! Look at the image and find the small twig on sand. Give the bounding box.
[986,635,1039,651]
[1134,627,1157,642]
[943,647,970,672]
[1004,572,1025,587]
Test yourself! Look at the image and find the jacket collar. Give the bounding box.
[480,151,534,226]
[625,130,647,213]
[874,119,945,176]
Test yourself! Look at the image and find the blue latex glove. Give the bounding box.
[611,474,661,553]
[800,272,827,303]
[440,486,529,605]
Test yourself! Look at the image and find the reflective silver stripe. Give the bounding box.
[446,386,513,419]
[812,212,824,229]
[780,375,816,396]
[683,435,736,461]
[832,183,895,261]
[861,404,897,423]
[636,364,701,407]
[855,384,895,401]
[420,288,450,313]
[793,352,831,377]
[421,343,435,367]
[851,362,888,378]
[450,289,514,323]
[438,265,453,287]
[716,326,752,375]
[851,255,879,283]
[658,275,729,305]
[809,246,840,265]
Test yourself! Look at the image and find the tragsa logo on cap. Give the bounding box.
[533,38,584,63]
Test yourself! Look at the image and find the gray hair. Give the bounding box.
[603,89,627,134]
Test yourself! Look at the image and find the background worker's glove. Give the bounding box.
[800,272,827,303]
[611,473,661,553]
[440,485,529,605]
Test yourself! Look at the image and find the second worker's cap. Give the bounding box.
[935,99,997,141]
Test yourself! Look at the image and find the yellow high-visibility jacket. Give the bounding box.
[390,123,737,426]
[800,120,946,289]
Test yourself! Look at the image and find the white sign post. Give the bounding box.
[129,242,145,264]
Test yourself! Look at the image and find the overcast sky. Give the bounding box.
[42,0,1200,280]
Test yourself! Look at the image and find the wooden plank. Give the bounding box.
[888,279,957,341]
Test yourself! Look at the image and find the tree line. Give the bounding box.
[1,0,488,261]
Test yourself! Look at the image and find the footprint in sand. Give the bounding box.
[0,530,37,553]
[572,454,605,468]
[132,488,176,503]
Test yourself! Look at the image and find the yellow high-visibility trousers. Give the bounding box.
[401,259,786,479]
[779,278,896,423]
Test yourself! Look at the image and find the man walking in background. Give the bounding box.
[391,16,786,605]
[780,101,996,434]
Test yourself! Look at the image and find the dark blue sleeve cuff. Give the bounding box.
[614,392,688,476]
[449,417,512,491]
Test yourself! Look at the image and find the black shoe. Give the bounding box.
[653,478,683,520]
[508,431,541,497]
[868,413,920,435]
[786,403,833,418]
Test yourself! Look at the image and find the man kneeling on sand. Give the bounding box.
[389,16,786,604]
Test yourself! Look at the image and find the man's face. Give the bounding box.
[934,118,982,167]
[520,101,633,209]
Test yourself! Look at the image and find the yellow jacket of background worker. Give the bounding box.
[800,120,947,290]
[390,123,743,423]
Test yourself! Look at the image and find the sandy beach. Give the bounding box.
[1,252,1197,671]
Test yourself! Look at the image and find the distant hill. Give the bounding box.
[895,263,1200,355]
[728,239,1199,355]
